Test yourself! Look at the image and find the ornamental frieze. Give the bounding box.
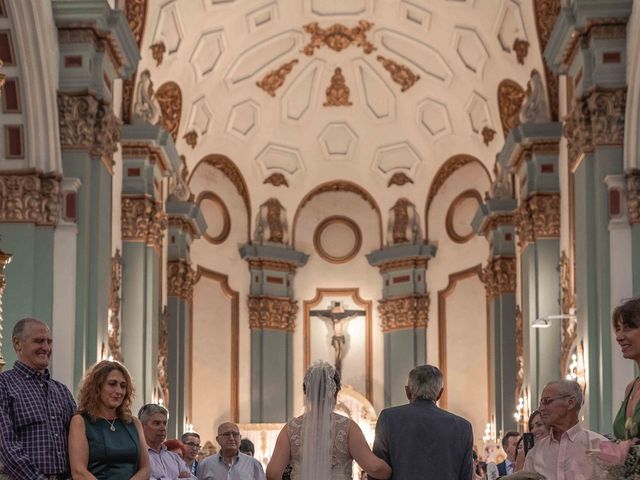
[248,296,298,332]
[0,172,60,226]
[481,257,517,299]
[627,170,640,224]
[121,196,167,251]
[167,260,196,301]
[564,89,626,168]
[378,295,429,332]
[58,93,122,164]
[514,194,560,249]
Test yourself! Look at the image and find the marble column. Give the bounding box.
[54,1,138,383]
[240,244,308,422]
[473,194,518,433]
[120,123,179,409]
[546,1,631,430]
[367,244,436,407]
[165,195,205,437]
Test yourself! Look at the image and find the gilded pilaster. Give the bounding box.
[248,296,298,332]
[378,295,429,332]
[167,260,196,302]
[481,257,517,300]
[121,196,167,253]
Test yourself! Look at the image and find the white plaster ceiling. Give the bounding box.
[140,0,545,213]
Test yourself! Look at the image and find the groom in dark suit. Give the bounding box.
[371,364,474,480]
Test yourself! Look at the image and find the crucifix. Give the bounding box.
[309,301,365,376]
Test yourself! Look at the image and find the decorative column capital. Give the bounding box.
[248,296,298,332]
[378,295,429,332]
[626,169,640,225]
[564,89,626,170]
[481,257,517,299]
[167,260,196,301]
[121,196,167,252]
[514,193,560,250]
[58,93,122,171]
[0,172,61,226]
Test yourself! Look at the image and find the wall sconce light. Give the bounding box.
[532,309,576,329]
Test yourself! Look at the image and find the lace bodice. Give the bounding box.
[287,412,352,480]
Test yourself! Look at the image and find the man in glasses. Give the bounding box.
[181,432,201,476]
[197,422,265,479]
[517,380,606,480]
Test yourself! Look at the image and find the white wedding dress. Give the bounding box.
[287,412,353,480]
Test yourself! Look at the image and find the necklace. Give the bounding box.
[102,417,117,432]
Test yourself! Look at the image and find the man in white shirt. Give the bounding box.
[197,422,265,480]
[521,380,606,480]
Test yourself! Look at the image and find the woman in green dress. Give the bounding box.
[613,298,640,440]
[69,360,150,479]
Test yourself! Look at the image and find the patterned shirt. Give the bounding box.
[149,445,195,479]
[0,361,76,479]
[196,452,265,480]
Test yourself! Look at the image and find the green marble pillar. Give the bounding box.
[367,244,435,407]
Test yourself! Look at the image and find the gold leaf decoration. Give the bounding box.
[256,59,299,97]
[498,79,526,138]
[324,68,352,107]
[264,173,289,187]
[150,42,166,66]
[155,81,182,142]
[301,20,375,56]
[376,55,420,92]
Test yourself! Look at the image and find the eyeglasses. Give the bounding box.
[184,441,201,449]
[218,432,241,438]
[539,394,570,407]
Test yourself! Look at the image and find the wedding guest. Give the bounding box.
[240,438,255,457]
[613,297,640,440]
[182,431,201,475]
[0,318,76,478]
[69,360,150,479]
[496,431,519,475]
[528,410,549,442]
[139,403,194,479]
[521,380,606,479]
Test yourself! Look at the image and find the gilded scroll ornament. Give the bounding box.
[513,39,529,65]
[124,0,148,47]
[248,296,298,332]
[263,173,289,187]
[168,260,196,301]
[514,305,524,403]
[482,126,496,146]
[626,169,640,224]
[183,130,198,149]
[256,59,299,97]
[121,196,167,251]
[157,306,169,408]
[0,173,60,226]
[0,60,5,92]
[533,0,561,119]
[559,251,577,375]
[150,42,166,66]
[564,89,626,168]
[378,295,429,332]
[301,20,375,56]
[387,172,413,187]
[108,250,123,362]
[154,81,182,142]
[0,249,12,372]
[376,56,420,92]
[324,68,352,107]
[481,257,517,299]
[58,93,122,163]
[514,194,560,249]
[498,79,525,137]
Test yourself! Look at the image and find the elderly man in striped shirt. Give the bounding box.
[0,318,76,480]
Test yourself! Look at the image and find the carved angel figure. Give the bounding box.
[255,198,289,245]
[519,69,550,124]
[167,156,191,202]
[489,160,513,200]
[387,198,422,245]
[133,69,160,124]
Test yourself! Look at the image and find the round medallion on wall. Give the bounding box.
[197,191,231,244]
[313,216,362,264]
[445,189,483,244]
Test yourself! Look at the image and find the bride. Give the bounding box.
[266,362,391,480]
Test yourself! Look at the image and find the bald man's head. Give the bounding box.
[216,422,241,458]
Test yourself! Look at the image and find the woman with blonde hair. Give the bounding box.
[68,360,150,479]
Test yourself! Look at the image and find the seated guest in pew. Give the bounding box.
[69,360,150,479]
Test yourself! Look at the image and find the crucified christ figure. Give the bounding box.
[309,301,365,376]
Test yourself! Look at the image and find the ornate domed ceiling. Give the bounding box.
[131,0,552,212]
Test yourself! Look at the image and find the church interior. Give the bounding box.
[0,0,639,467]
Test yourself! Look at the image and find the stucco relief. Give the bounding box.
[158,306,169,408]
[168,260,197,301]
[58,93,122,163]
[108,250,123,362]
[515,194,560,249]
[481,257,516,299]
[255,198,288,245]
[0,173,60,226]
[256,59,299,97]
[559,251,577,375]
[324,68,352,107]
[497,79,525,137]
[121,196,167,251]
[387,198,421,245]
[515,304,524,403]
[301,21,376,55]
[155,81,182,141]
[133,70,161,124]
[378,295,429,332]
[248,296,298,331]
[626,170,640,224]
[519,70,550,124]
[264,173,289,187]
[376,55,420,92]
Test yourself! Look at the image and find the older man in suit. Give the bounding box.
[372,364,473,480]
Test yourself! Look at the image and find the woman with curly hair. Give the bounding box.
[68,360,150,479]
